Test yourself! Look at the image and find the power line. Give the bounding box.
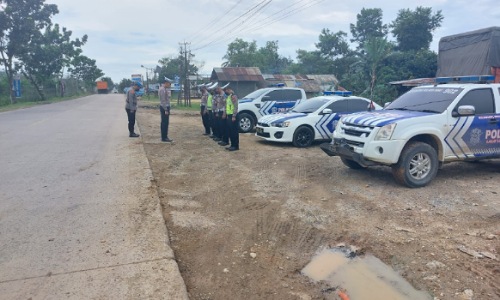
[184,0,244,42]
[192,0,325,52]
[190,0,272,49]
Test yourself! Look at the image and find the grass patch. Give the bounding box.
[0,93,92,112]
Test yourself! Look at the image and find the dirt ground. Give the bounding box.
[137,103,499,300]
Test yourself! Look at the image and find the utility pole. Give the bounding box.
[179,41,191,107]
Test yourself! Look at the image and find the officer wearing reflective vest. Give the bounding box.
[200,84,211,135]
[215,85,228,145]
[223,85,239,151]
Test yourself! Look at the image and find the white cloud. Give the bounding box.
[45,0,498,82]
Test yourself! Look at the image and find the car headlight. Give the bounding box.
[271,121,291,128]
[375,123,397,140]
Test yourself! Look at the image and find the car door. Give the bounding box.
[314,100,349,139]
[259,89,301,115]
[446,88,500,159]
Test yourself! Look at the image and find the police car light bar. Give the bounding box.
[324,91,352,96]
[435,75,495,84]
[269,83,286,87]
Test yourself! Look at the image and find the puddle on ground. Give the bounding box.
[302,248,431,300]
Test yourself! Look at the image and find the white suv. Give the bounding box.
[321,75,500,187]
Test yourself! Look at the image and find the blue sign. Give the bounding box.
[13,76,21,98]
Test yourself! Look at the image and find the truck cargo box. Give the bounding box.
[437,27,500,83]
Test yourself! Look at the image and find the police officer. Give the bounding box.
[125,82,142,137]
[206,83,217,138]
[224,85,239,151]
[159,79,173,142]
[200,84,211,135]
[218,84,229,146]
[211,83,221,142]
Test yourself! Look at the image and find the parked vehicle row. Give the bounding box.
[237,75,500,188]
[255,92,381,147]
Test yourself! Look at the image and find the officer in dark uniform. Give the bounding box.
[200,84,211,135]
[218,83,230,147]
[223,85,239,151]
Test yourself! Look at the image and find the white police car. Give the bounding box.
[321,75,500,187]
[237,84,307,133]
[255,92,381,147]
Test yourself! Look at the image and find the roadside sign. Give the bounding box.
[13,75,21,98]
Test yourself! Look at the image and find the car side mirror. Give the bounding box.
[452,105,475,117]
[322,108,333,115]
[262,95,270,101]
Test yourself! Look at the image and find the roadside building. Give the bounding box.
[210,67,265,97]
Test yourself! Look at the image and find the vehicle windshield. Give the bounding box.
[385,87,464,113]
[240,89,269,101]
[291,97,329,113]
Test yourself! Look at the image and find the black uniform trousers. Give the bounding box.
[227,114,239,149]
[125,108,136,134]
[216,111,225,140]
[201,105,211,134]
[220,112,229,143]
[208,110,215,136]
[160,106,170,140]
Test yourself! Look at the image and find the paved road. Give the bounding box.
[0,95,188,299]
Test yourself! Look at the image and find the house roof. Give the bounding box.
[211,67,264,82]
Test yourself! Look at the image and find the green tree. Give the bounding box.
[157,55,198,82]
[256,41,292,73]
[0,0,58,103]
[316,29,350,60]
[18,23,87,100]
[363,37,393,97]
[286,50,331,74]
[222,38,258,67]
[118,78,133,93]
[68,55,103,89]
[390,7,443,51]
[350,8,388,50]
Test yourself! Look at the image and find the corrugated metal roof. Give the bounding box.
[305,74,339,84]
[212,67,264,82]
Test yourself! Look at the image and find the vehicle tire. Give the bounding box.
[391,142,438,188]
[340,157,366,169]
[238,113,254,133]
[293,126,314,148]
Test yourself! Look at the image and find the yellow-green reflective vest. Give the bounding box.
[226,95,234,115]
[207,94,213,109]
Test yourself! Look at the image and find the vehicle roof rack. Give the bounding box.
[324,91,352,97]
[435,75,495,84]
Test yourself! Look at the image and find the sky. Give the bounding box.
[47,0,499,83]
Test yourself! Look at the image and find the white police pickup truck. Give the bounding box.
[237,85,307,133]
[320,75,500,188]
[256,92,381,147]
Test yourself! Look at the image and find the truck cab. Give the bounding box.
[321,75,500,188]
[237,85,307,133]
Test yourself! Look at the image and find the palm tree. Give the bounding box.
[363,37,393,98]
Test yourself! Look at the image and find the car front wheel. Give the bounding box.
[293,126,314,147]
[392,141,438,188]
[238,113,254,133]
